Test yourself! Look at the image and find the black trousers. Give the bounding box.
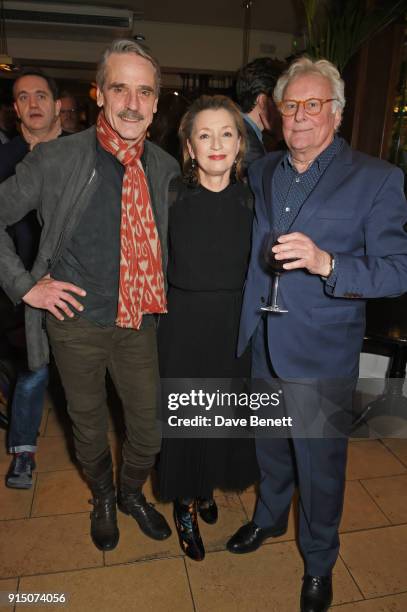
[46,314,161,470]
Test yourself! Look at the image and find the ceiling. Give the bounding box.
[31,0,304,34]
[0,1,304,85]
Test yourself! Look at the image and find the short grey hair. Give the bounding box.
[96,39,161,94]
[274,56,345,115]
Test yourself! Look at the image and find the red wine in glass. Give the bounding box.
[261,231,296,313]
[264,243,297,274]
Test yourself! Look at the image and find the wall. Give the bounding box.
[137,20,294,71]
[3,19,294,83]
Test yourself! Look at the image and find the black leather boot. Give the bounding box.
[82,451,119,552]
[119,489,172,540]
[174,499,205,561]
[118,463,171,541]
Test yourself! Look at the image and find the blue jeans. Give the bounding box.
[8,365,49,453]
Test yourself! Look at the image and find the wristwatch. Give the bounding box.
[321,253,335,280]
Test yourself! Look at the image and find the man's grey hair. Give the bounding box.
[96,39,161,94]
[273,56,345,115]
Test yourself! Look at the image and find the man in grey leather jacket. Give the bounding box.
[0,40,179,552]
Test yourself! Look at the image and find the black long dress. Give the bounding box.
[157,179,259,501]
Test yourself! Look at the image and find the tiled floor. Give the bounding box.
[1,397,407,611]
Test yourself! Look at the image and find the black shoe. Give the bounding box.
[197,497,218,525]
[6,452,36,489]
[89,492,120,551]
[300,575,333,612]
[174,500,205,561]
[226,520,287,554]
[119,491,172,540]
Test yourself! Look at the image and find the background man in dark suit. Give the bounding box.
[3,70,62,489]
[227,57,407,612]
[236,57,281,169]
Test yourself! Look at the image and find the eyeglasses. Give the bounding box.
[278,98,338,116]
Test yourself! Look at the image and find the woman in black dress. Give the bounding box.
[158,95,259,560]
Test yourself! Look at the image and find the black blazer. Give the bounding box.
[242,117,266,172]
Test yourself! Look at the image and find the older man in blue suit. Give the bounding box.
[226,57,407,612]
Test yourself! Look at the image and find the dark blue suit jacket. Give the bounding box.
[239,140,407,379]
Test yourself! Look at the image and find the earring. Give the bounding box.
[187,157,198,185]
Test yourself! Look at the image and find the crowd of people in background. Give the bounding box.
[0,39,406,612]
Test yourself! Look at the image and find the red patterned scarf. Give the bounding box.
[96,111,166,329]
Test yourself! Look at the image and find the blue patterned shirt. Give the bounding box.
[272,135,343,286]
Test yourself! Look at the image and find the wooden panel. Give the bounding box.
[341,22,404,159]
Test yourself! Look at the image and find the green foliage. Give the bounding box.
[302,0,406,71]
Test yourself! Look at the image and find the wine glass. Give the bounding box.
[261,230,296,314]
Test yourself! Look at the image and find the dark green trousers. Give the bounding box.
[46,314,160,470]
